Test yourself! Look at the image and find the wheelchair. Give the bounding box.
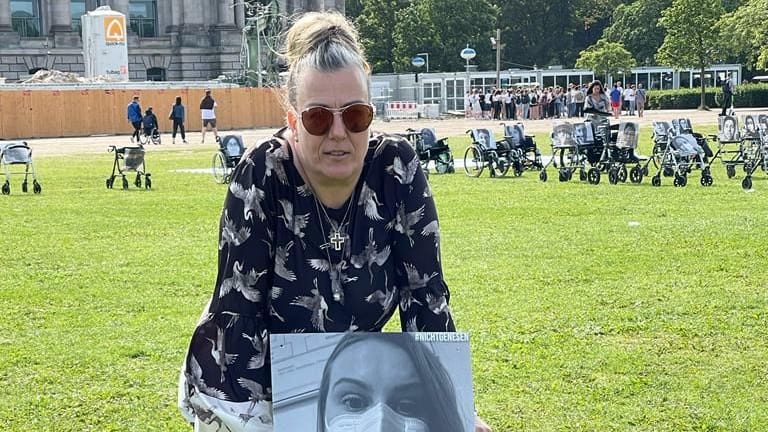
[212,135,245,184]
[404,127,454,177]
[539,119,604,184]
[464,128,517,178]
[500,122,543,172]
[648,121,713,187]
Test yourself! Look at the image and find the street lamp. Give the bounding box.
[460,44,476,92]
[415,52,429,73]
[411,55,426,105]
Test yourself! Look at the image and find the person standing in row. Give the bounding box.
[170,96,188,144]
[200,89,219,144]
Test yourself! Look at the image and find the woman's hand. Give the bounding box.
[475,414,492,432]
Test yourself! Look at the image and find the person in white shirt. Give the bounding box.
[199,89,219,144]
[623,85,636,116]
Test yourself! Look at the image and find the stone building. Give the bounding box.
[0,0,246,82]
[277,0,344,14]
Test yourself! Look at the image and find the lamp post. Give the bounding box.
[411,55,426,105]
[460,44,476,94]
[415,52,429,73]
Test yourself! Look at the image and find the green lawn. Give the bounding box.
[1,130,766,431]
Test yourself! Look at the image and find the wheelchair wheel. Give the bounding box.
[587,167,601,185]
[145,174,152,190]
[742,176,752,190]
[435,154,452,174]
[539,170,548,182]
[608,168,619,185]
[106,177,113,189]
[495,158,510,177]
[629,165,644,184]
[121,177,129,190]
[618,166,628,183]
[134,174,142,188]
[726,164,736,178]
[700,174,713,187]
[463,146,484,177]
[33,180,41,194]
[651,174,661,187]
[22,181,28,193]
[212,152,227,184]
[2,181,10,195]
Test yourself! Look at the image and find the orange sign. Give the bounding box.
[104,16,126,42]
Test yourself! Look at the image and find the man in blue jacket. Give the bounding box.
[127,96,142,143]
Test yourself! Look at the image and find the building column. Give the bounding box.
[0,0,18,45]
[0,0,11,31]
[235,1,245,29]
[50,0,80,47]
[217,0,235,27]
[111,0,129,22]
[50,0,71,32]
[166,0,182,33]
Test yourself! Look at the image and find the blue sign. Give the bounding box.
[411,56,426,67]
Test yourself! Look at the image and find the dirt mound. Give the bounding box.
[20,69,118,84]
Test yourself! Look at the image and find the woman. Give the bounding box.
[635,84,646,118]
[584,80,611,115]
[178,11,491,432]
[170,96,188,144]
[317,332,466,431]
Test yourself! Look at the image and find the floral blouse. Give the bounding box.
[179,128,455,430]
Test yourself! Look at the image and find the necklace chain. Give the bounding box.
[310,186,356,303]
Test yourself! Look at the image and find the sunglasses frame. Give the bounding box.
[299,103,374,136]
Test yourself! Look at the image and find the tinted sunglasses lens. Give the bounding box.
[302,107,333,135]
[342,104,373,133]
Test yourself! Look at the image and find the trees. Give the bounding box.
[602,0,671,64]
[720,0,768,71]
[355,0,407,73]
[575,40,636,82]
[656,0,726,109]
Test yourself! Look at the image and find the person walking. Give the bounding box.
[126,95,142,143]
[200,89,219,144]
[170,96,188,144]
[635,84,646,118]
[721,73,734,116]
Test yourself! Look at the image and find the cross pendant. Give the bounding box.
[329,230,345,251]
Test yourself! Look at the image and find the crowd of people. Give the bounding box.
[464,81,648,121]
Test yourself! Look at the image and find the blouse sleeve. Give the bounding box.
[386,139,456,333]
[178,141,280,430]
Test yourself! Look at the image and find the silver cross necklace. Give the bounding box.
[311,189,356,303]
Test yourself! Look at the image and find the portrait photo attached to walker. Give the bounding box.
[270,332,475,431]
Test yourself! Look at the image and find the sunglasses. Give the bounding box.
[299,103,374,136]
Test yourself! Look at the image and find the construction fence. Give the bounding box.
[0,86,286,139]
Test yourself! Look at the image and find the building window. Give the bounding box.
[129,0,157,37]
[446,79,465,111]
[11,0,41,37]
[71,0,86,34]
[423,81,441,106]
[146,67,166,81]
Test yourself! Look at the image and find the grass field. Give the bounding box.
[1,126,767,431]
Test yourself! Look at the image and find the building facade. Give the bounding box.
[0,0,246,81]
[277,0,344,14]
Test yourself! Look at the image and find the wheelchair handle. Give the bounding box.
[108,145,116,152]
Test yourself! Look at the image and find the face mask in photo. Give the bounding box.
[325,402,429,432]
